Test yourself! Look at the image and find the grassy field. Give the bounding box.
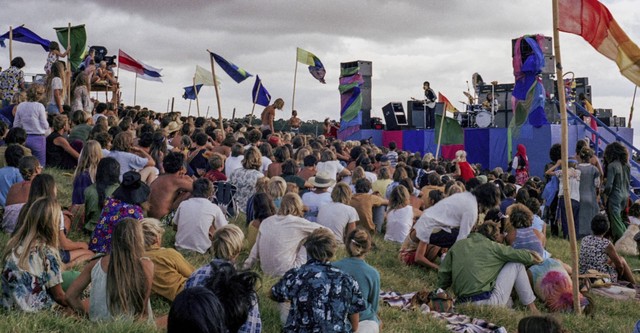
[0,169,639,332]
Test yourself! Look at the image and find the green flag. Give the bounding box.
[54,24,87,71]
[434,114,464,145]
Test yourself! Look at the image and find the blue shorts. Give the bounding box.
[59,249,71,263]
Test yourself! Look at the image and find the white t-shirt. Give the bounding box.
[49,77,63,105]
[365,171,378,183]
[301,191,332,222]
[316,160,344,181]
[414,191,478,243]
[225,156,244,178]
[317,202,359,244]
[261,156,272,174]
[174,197,228,254]
[384,205,413,243]
[555,168,581,202]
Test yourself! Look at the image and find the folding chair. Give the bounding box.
[212,181,238,218]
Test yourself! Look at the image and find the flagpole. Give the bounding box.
[553,0,581,314]
[207,49,224,130]
[292,49,299,112]
[193,76,201,117]
[8,26,12,63]
[133,73,138,105]
[166,98,170,113]
[250,80,262,125]
[206,106,210,119]
[628,85,637,128]
[67,23,71,105]
[435,105,446,159]
[188,100,192,117]
[171,97,175,113]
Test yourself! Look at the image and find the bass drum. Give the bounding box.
[475,111,492,128]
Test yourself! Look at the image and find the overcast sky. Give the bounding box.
[2,0,639,143]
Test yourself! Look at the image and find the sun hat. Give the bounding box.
[112,171,151,205]
[165,121,180,134]
[308,171,336,188]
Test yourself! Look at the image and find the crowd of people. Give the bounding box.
[0,50,639,332]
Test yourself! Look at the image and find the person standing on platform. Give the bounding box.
[423,81,437,129]
[260,98,284,135]
[288,110,301,134]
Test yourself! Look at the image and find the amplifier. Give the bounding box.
[595,108,612,117]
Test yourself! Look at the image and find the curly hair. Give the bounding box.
[603,141,628,165]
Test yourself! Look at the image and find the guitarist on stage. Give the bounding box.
[423,81,437,129]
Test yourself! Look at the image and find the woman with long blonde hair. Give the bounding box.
[67,218,155,321]
[45,61,67,114]
[1,197,67,311]
[72,140,103,206]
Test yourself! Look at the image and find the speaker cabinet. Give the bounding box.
[382,102,407,131]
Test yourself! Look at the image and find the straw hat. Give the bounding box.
[165,121,180,134]
[308,171,336,188]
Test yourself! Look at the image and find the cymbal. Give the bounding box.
[463,91,473,99]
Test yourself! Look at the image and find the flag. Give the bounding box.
[0,26,51,51]
[183,84,203,100]
[210,52,252,83]
[252,75,271,107]
[558,0,640,86]
[438,92,458,113]
[434,114,465,160]
[194,65,220,86]
[54,24,86,71]
[118,49,163,82]
[296,47,326,84]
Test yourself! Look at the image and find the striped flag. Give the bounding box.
[558,0,640,86]
[296,47,326,84]
[438,92,458,113]
[210,52,252,83]
[252,75,271,107]
[118,49,163,82]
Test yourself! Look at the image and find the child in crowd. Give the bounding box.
[2,156,41,233]
[385,185,416,243]
[247,192,276,250]
[174,178,228,254]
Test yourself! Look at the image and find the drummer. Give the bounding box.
[482,93,500,111]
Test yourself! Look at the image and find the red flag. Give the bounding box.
[438,92,458,113]
[558,0,640,86]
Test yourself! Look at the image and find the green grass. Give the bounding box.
[1,168,639,332]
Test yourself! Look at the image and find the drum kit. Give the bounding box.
[456,91,495,128]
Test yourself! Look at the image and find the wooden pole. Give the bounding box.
[434,108,447,159]
[171,97,175,113]
[67,23,71,105]
[166,98,170,113]
[628,85,637,128]
[553,0,581,314]
[292,49,299,112]
[188,100,192,117]
[207,50,224,130]
[133,73,138,105]
[193,76,201,117]
[8,26,12,64]
[250,79,262,124]
[232,107,236,121]
[206,106,210,119]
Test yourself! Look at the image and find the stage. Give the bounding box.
[342,123,634,178]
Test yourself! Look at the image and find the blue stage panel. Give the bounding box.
[403,130,426,153]
[464,128,490,170]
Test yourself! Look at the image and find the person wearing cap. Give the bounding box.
[260,98,284,134]
[89,171,150,253]
[301,171,335,222]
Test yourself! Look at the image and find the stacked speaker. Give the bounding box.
[339,60,372,129]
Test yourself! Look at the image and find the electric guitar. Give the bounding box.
[411,97,436,109]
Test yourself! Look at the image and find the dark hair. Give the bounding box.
[603,141,628,165]
[472,183,500,211]
[252,192,276,221]
[92,131,111,149]
[525,197,541,216]
[96,157,120,207]
[465,177,480,191]
[5,144,25,168]
[591,213,609,235]
[71,110,86,125]
[503,183,517,197]
[303,155,318,167]
[194,117,206,128]
[273,146,290,163]
[168,287,226,333]
[428,189,444,205]
[181,123,193,136]
[5,127,27,145]
[517,315,565,333]
[549,143,562,163]
[192,178,213,199]
[95,102,108,114]
[247,129,261,144]
[515,188,530,204]
[629,202,640,218]
[281,159,298,176]
[204,262,260,333]
[138,132,153,148]
[11,57,25,68]
[194,132,208,146]
[389,141,397,150]
[355,178,372,194]
[163,151,185,174]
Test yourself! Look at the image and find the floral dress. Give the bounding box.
[89,197,144,253]
[0,66,24,102]
[1,244,63,311]
[229,168,263,213]
[579,235,618,282]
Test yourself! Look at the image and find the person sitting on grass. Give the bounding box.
[350,178,388,234]
[246,192,276,250]
[271,228,366,332]
[168,287,227,333]
[579,213,636,284]
[141,218,194,302]
[202,153,227,182]
[1,197,68,312]
[66,219,155,322]
[83,157,120,233]
[148,151,193,223]
[317,183,359,245]
[436,221,542,313]
[0,144,24,207]
[2,156,41,233]
[173,178,227,255]
[334,229,382,333]
[185,224,262,333]
[384,185,418,244]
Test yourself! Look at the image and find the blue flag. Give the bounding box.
[252,75,271,107]
[0,26,51,51]
[183,84,203,100]
[210,52,252,83]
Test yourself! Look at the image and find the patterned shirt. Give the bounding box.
[185,260,262,333]
[0,66,24,101]
[229,168,263,213]
[89,197,144,253]
[271,259,366,333]
[1,244,63,312]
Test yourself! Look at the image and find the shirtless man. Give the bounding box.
[288,110,301,134]
[260,98,284,133]
[147,151,194,222]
